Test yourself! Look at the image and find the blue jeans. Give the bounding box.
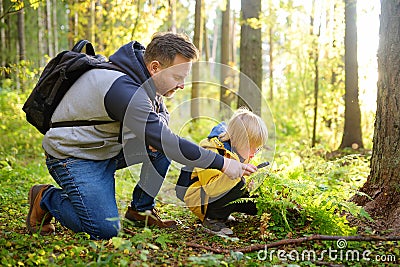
[41,147,170,240]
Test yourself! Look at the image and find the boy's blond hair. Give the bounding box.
[219,107,268,154]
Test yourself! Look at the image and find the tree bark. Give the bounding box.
[0,0,6,66]
[17,6,25,61]
[238,0,262,115]
[339,0,364,149]
[52,0,58,53]
[220,0,233,119]
[203,19,209,62]
[351,0,400,233]
[230,11,236,63]
[311,48,319,147]
[191,0,203,119]
[45,0,54,57]
[168,0,176,33]
[268,25,273,101]
[211,18,218,62]
[88,0,95,43]
[37,4,45,66]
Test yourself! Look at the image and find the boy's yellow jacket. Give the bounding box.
[183,137,242,221]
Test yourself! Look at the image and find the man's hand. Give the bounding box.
[148,145,157,152]
[221,158,257,179]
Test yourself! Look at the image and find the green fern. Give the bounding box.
[255,149,369,236]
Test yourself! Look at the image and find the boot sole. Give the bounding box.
[124,215,177,229]
[202,225,233,237]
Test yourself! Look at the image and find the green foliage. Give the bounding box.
[0,64,43,163]
[255,146,371,238]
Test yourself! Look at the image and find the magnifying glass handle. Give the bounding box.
[256,162,270,169]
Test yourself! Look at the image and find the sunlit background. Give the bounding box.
[185,0,380,149]
[357,1,379,113]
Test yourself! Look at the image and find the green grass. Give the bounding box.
[1,88,399,266]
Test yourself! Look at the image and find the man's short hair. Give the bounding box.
[144,32,199,67]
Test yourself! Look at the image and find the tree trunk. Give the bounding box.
[339,0,364,149]
[37,4,45,66]
[71,1,79,48]
[168,0,176,33]
[4,1,12,66]
[191,0,203,119]
[17,5,25,61]
[310,0,321,148]
[52,0,58,53]
[211,19,218,62]
[46,0,54,57]
[230,11,236,63]
[88,0,95,43]
[203,19,209,61]
[0,0,6,66]
[238,0,262,115]
[268,25,273,101]
[220,0,233,119]
[311,48,319,147]
[351,0,400,233]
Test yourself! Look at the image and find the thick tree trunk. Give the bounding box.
[351,0,400,233]
[238,0,262,115]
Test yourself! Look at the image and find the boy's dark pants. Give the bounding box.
[205,178,257,220]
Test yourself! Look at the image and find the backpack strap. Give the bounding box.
[202,137,227,156]
[72,40,95,56]
[50,120,114,128]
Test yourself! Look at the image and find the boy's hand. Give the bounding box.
[222,158,257,179]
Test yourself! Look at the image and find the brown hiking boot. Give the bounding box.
[125,206,177,228]
[26,184,55,235]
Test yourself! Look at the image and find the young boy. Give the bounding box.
[176,108,268,235]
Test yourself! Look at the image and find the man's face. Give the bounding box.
[148,54,192,98]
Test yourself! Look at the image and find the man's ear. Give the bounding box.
[147,60,161,75]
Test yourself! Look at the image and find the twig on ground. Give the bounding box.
[186,234,400,254]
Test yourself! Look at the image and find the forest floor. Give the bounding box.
[1,180,400,266]
[1,145,400,266]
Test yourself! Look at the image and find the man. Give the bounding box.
[26,32,257,240]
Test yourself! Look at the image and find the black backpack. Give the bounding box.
[22,40,124,134]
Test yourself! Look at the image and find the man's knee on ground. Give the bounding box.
[88,219,121,240]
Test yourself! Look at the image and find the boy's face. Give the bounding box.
[235,143,260,161]
[147,54,192,98]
